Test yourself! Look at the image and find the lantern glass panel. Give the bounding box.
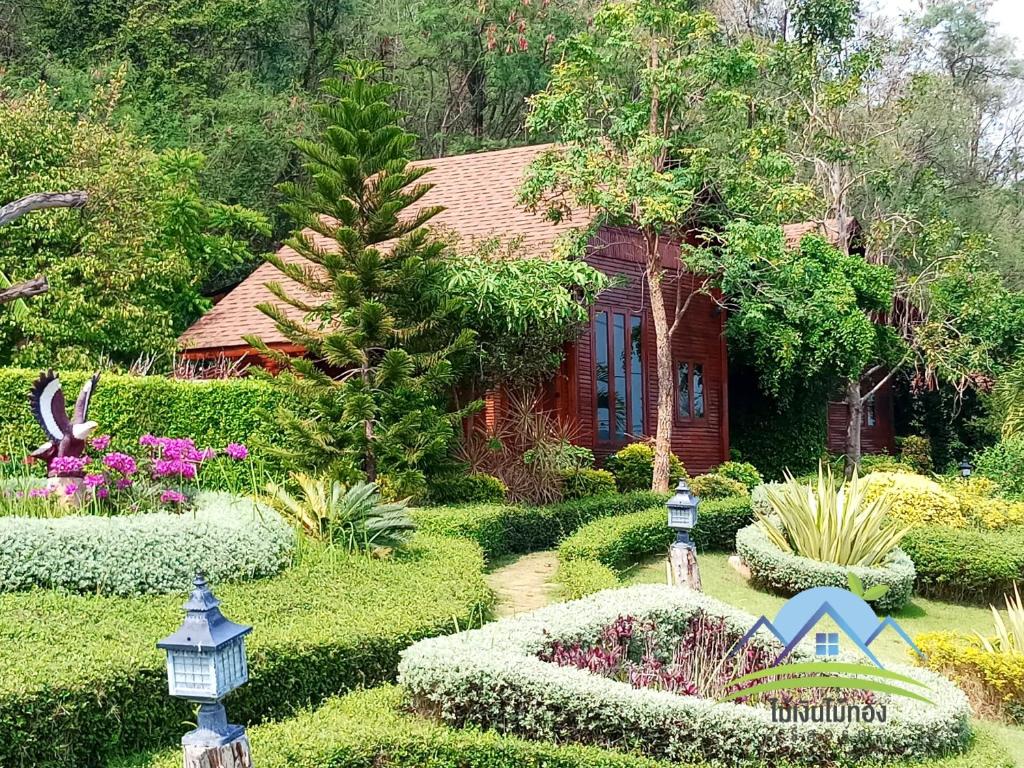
[168,650,216,699]
[669,507,695,528]
[213,638,249,698]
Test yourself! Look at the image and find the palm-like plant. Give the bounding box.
[758,464,909,567]
[993,360,1024,439]
[977,584,1024,653]
[265,473,415,552]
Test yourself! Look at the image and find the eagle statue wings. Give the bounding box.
[29,371,100,474]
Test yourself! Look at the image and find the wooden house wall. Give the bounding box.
[825,378,897,456]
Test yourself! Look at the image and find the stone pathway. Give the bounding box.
[486,550,559,617]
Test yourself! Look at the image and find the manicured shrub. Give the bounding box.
[862,471,963,528]
[605,443,684,492]
[689,473,748,500]
[735,523,916,612]
[426,472,506,505]
[555,558,619,600]
[0,534,491,768]
[0,492,294,595]
[917,632,1024,722]
[975,435,1024,500]
[900,525,1024,603]
[0,368,285,490]
[714,461,763,490]
[898,435,934,474]
[412,492,666,560]
[560,468,617,500]
[399,586,971,766]
[857,454,915,474]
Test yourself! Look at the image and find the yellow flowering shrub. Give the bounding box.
[916,631,1024,719]
[862,472,965,528]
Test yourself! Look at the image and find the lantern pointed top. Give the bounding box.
[157,571,252,653]
[183,571,221,614]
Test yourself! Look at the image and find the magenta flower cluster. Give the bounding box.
[48,455,91,475]
[103,452,137,476]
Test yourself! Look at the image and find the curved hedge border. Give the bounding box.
[901,525,1024,604]
[115,684,1015,768]
[412,491,666,560]
[399,586,971,766]
[735,522,916,612]
[0,534,491,768]
[0,492,294,596]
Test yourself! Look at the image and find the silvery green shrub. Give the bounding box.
[0,491,294,595]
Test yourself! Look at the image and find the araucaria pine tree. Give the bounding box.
[248,61,476,493]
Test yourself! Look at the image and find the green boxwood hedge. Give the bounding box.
[0,368,284,489]
[412,492,667,560]
[735,523,916,612]
[0,534,491,768]
[901,525,1024,603]
[113,685,1017,768]
[0,492,294,595]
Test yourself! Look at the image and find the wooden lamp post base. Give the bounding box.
[667,541,702,591]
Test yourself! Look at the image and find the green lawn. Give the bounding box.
[624,552,1024,766]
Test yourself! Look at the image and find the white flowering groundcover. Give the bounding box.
[399,585,971,766]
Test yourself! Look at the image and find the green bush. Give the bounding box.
[560,468,617,499]
[714,461,763,490]
[898,435,934,474]
[115,684,1016,768]
[901,525,1024,603]
[605,443,685,492]
[412,492,666,560]
[0,492,294,595]
[554,558,619,600]
[735,523,916,612]
[0,368,284,490]
[558,497,753,574]
[975,435,1024,500]
[0,534,491,768]
[426,472,507,504]
[689,473,748,500]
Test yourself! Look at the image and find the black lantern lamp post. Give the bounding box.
[959,459,974,479]
[667,478,702,590]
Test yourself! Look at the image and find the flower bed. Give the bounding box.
[0,491,294,595]
[0,533,491,768]
[736,522,916,612]
[399,586,970,766]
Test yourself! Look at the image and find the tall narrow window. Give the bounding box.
[630,316,644,435]
[865,393,877,427]
[678,362,690,418]
[613,313,627,439]
[693,363,705,418]
[595,311,610,440]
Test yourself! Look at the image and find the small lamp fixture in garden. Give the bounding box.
[157,572,254,768]
[666,478,702,590]
[959,459,974,479]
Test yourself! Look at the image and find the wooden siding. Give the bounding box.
[825,378,896,456]
[559,228,729,475]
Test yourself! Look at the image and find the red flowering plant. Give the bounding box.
[539,614,876,706]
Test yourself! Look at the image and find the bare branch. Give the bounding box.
[0,191,88,227]
[0,276,48,304]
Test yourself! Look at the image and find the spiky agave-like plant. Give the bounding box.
[978,584,1024,653]
[757,464,908,567]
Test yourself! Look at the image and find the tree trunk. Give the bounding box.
[0,191,87,227]
[843,378,863,479]
[183,736,253,768]
[645,246,674,493]
[0,275,47,304]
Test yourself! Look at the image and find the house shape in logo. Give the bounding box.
[730,586,922,668]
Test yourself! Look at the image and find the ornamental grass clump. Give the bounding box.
[978,584,1024,653]
[759,465,909,567]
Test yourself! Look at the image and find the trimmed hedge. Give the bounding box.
[0,368,284,489]
[605,443,685,492]
[0,492,294,595]
[399,586,972,766]
[0,534,491,768]
[412,492,666,560]
[113,684,1016,768]
[901,525,1024,603]
[559,497,754,572]
[735,523,916,612]
[426,471,507,505]
[560,468,617,499]
[555,558,620,600]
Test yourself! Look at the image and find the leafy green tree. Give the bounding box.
[248,61,477,486]
[521,0,806,491]
[0,87,267,366]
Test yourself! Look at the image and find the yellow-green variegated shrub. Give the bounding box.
[862,472,964,529]
[917,631,1024,721]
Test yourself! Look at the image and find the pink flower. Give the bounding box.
[89,435,111,451]
[224,443,248,461]
[84,473,106,488]
[152,458,197,480]
[115,477,133,490]
[103,452,137,476]
[28,487,50,498]
[64,482,79,496]
[139,434,160,447]
[160,489,186,504]
[49,455,91,475]
[96,487,109,499]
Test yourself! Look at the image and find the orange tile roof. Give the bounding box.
[781,219,847,249]
[179,144,594,352]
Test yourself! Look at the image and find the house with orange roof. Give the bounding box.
[178,144,894,473]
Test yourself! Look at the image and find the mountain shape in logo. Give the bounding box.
[730,586,922,668]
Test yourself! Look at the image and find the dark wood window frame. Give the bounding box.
[676,359,707,422]
[592,306,646,444]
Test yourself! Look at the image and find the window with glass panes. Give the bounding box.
[593,308,645,442]
[677,361,705,419]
